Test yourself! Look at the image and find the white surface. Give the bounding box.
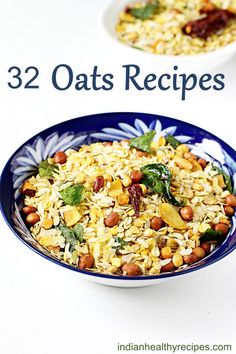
[0,0,236,353]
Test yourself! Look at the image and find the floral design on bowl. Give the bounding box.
[11,132,88,199]
[90,118,192,143]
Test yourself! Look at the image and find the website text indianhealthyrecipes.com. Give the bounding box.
[117,342,232,353]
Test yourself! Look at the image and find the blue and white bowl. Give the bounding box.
[0,112,236,287]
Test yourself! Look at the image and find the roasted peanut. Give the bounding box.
[215,223,229,236]
[122,263,142,276]
[105,212,120,227]
[22,206,37,215]
[117,194,129,206]
[93,176,105,193]
[198,158,207,169]
[224,205,235,216]
[160,261,175,273]
[150,216,164,231]
[26,213,40,225]
[54,151,67,164]
[200,242,211,255]
[130,170,143,183]
[79,254,94,269]
[225,194,236,207]
[180,206,193,221]
[192,247,205,259]
[183,253,199,264]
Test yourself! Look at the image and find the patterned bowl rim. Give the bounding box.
[1,112,236,281]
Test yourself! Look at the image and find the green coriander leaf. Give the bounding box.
[131,0,160,20]
[60,184,85,206]
[130,130,156,153]
[165,135,181,149]
[38,160,59,178]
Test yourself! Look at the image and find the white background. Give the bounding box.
[0,1,236,353]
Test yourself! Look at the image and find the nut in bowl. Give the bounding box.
[101,0,236,71]
[1,112,236,287]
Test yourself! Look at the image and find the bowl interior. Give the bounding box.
[101,0,236,65]
[1,112,236,281]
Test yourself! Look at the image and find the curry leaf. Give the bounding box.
[200,228,225,243]
[141,163,182,206]
[213,166,232,193]
[112,237,127,251]
[130,130,156,153]
[165,135,181,149]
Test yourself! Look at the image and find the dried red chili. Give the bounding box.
[183,9,235,39]
[128,184,143,217]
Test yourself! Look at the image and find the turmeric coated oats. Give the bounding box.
[20,133,236,276]
[116,0,236,55]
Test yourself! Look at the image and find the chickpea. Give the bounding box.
[79,254,94,269]
[122,263,142,276]
[26,213,40,225]
[192,247,205,259]
[117,194,129,206]
[22,206,37,215]
[183,253,199,264]
[184,152,197,160]
[139,184,147,195]
[214,223,229,236]
[150,216,164,231]
[224,205,235,216]
[200,242,211,255]
[122,176,132,187]
[161,246,172,259]
[225,194,236,207]
[172,253,183,268]
[198,158,207,169]
[160,261,175,273]
[54,151,67,164]
[105,212,120,227]
[130,170,143,183]
[180,206,193,221]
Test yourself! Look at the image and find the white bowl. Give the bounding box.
[100,0,236,72]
